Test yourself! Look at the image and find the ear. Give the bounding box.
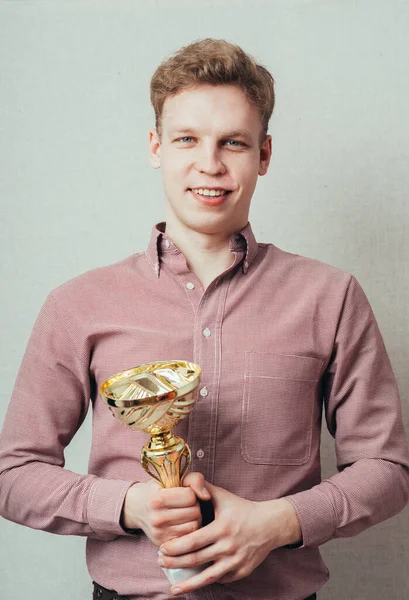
[149,128,161,169]
[258,134,272,176]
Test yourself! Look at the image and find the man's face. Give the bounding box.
[149,84,272,236]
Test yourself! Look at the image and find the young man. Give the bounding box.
[1,39,408,600]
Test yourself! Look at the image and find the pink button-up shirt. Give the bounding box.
[1,223,409,600]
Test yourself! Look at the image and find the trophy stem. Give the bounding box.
[141,431,191,488]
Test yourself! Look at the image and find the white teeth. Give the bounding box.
[193,188,227,197]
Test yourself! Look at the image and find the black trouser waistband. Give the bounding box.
[93,581,316,600]
[93,582,130,600]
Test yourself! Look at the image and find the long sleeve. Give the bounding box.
[0,292,135,540]
[286,275,409,547]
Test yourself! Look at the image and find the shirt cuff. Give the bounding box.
[87,477,136,540]
[285,482,339,548]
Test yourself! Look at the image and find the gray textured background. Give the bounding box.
[1,1,408,598]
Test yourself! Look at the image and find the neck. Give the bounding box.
[164,217,242,289]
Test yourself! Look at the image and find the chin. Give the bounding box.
[182,215,244,236]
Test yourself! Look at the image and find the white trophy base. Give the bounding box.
[158,551,208,585]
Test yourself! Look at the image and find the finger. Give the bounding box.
[218,569,244,584]
[169,559,230,595]
[159,543,218,569]
[163,520,202,541]
[154,505,201,527]
[160,521,218,556]
[154,487,197,509]
[182,472,211,501]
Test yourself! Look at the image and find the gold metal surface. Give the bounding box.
[99,360,201,488]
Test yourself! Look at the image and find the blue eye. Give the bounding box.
[179,137,194,143]
[225,140,242,146]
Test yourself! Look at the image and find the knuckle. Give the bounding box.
[205,575,218,586]
[150,515,159,528]
[237,566,250,579]
[190,521,200,533]
[184,488,196,505]
[192,472,205,487]
[180,521,196,535]
[219,522,231,537]
[182,472,194,485]
[185,471,202,482]
[150,514,165,528]
[173,524,188,537]
[151,531,162,545]
[187,554,199,567]
[223,540,236,555]
[191,506,201,520]
[150,495,164,510]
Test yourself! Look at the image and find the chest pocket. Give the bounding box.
[241,352,323,465]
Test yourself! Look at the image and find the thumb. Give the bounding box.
[197,481,228,511]
[182,471,211,501]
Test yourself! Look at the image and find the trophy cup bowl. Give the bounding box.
[99,360,205,585]
[99,360,201,486]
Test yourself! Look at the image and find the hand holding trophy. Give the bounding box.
[99,360,208,585]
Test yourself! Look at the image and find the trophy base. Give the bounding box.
[161,563,208,585]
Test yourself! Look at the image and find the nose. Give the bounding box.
[195,143,226,176]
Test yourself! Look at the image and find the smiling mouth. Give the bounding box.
[188,188,232,197]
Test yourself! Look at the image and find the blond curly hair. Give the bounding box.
[150,38,275,146]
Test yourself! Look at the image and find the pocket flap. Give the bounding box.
[245,352,323,382]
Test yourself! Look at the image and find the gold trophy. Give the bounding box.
[99,360,207,584]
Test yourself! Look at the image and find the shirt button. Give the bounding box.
[186,282,195,290]
[200,387,208,397]
[203,328,211,337]
[164,239,170,249]
[196,449,205,459]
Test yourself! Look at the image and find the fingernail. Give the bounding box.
[202,487,210,499]
[157,556,165,567]
[171,587,183,596]
[159,546,168,555]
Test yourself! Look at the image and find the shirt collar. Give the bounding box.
[145,222,258,278]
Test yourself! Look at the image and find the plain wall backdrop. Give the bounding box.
[1,1,408,598]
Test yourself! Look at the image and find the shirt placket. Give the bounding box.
[187,277,229,483]
[162,245,244,484]
[185,270,237,600]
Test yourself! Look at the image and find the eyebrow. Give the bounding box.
[168,127,254,142]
